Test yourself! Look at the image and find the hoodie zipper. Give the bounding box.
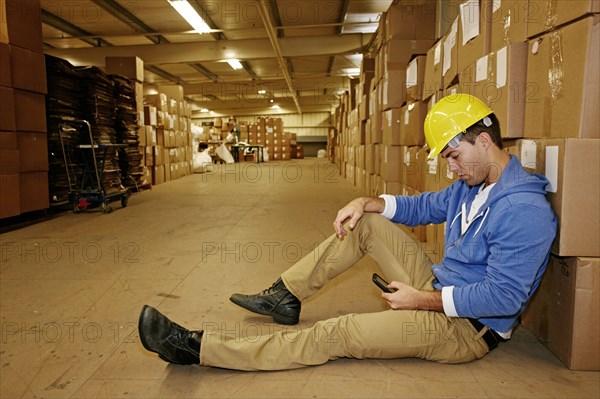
[448,207,489,249]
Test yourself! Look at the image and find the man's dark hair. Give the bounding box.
[462,113,502,149]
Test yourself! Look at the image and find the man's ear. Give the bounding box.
[478,132,493,150]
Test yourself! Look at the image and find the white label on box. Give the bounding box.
[460,0,480,46]
[476,55,488,82]
[404,147,410,165]
[404,109,410,125]
[446,166,454,180]
[493,0,501,13]
[496,46,508,88]
[545,146,559,193]
[520,139,537,169]
[428,157,438,174]
[407,59,418,88]
[434,42,441,65]
[443,20,457,75]
[384,147,388,163]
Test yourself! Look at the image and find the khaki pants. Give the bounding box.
[200,214,489,370]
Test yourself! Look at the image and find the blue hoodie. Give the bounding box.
[387,155,557,334]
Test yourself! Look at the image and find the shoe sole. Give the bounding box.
[229,297,299,325]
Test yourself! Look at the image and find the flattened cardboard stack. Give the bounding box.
[45,55,85,203]
[328,0,600,370]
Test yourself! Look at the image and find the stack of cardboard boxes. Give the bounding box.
[142,85,194,185]
[0,0,49,219]
[330,0,599,371]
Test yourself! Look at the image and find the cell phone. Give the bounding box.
[372,273,396,293]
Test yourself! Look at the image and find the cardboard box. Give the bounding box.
[406,55,427,101]
[0,149,19,218]
[9,44,47,94]
[422,41,444,101]
[527,0,600,38]
[380,145,404,182]
[521,138,599,256]
[105,56,144,82]
[0,131,17,150]
[522,256,600,371]
[382,68,407,110]
[144,105,157,127]
[457,0,492,75]
[0,42,10,87]
[158,85,184,103]
[442,18,459,88]
[145,93,167,112]
[401,101,427,146]
[385,1,437,40]
[490,0,530,51]
[384,37,434,68]
[479,42,529,138]
[382,108,402,146]
[1,0,43,53]
[19,171,48,213]
[524,16,599,139]
[13,89,46,132]
[152,165,165,185]
[16,132,48,172]
[0,86,16,131]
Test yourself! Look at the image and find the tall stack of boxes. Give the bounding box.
[142,85,194,185]
[329,0,599,370]
[0,0,49,218]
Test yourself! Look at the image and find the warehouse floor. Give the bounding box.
[1,158,598,399]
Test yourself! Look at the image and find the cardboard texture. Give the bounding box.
[16,132,48,172]
[19,171,48,213]
[422,41,444,100]
[522,256,600,371]
[401,101,427,146]
[380,145,404,182]
[524,16,600,139]
[406,55,427,101]
[9,44,47,94]
[490,0,530,51]
[0,42,10,87]
[527,0,600,38]
[0,0,43,53]
[13,89,46,133]
[105,56,144,82]
[382,108,402,146]
[0,149,19,218]
[0,86,16,131]
[442,18,459,88]
[525,138,600,257]
[477,42,528,138]
[385,1,437,40]
[457,0,492,75]
[0,131,17,150]
[382,68,407,110]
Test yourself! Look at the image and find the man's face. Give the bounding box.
[440,135,489,186]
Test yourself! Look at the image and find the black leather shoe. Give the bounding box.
[138,305,202,365]
[230,278,301,325]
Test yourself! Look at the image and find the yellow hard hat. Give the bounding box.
[424,94,493,159]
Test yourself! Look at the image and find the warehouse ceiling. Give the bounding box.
[42,0,393,116]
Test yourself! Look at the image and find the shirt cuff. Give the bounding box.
[378,194,397,220]
[441,286,459,317]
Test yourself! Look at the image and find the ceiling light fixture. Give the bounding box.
[258,89,267,95]
[226,59,243,70]
[168,0,211,34]
[271,104,280,109]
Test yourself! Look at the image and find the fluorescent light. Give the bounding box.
[271,104,280,109]
[200,108,209,112]
[258,89,267,95]
[226,59,243,70]
[168,0,211,34]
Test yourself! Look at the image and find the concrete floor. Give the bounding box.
[1,158,598,399]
